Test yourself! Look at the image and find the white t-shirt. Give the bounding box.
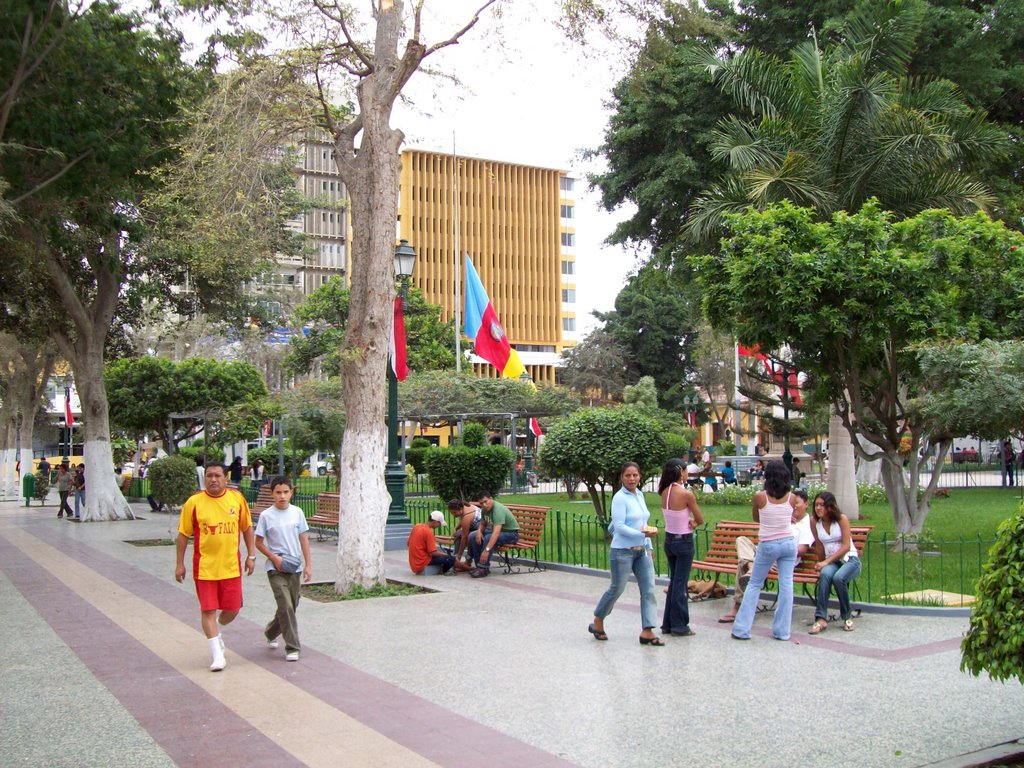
[254,503,309,572]
[792,514,814,550]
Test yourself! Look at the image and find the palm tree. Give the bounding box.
[685,0,1004,241]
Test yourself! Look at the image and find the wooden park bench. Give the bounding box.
[691,519,874,611]
[308,492,339,541]
[248,485,275,521]
[436,503,550,574]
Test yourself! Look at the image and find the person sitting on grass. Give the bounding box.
[254,475,312,662]
[408,510,456,575]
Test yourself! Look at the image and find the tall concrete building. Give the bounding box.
[398,149,577,384]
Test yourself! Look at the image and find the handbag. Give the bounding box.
[278,554,302,573]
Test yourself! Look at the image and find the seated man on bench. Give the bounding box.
[718,489,813,622]
[721,461,737,486]
[408,511,456,575]
[468,492,519,579]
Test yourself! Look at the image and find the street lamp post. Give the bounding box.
[519,372,533,476]
[385,239,416,525]
[62,374,74,460]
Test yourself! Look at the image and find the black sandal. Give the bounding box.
[588,623,608,641]
[639,635,664,646]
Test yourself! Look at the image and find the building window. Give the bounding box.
[561,232,575,247]
[560,177,574,192]
[561,260,575,275]
[562,317,576,332]
[562,289,576,303]
[560,205,574,219]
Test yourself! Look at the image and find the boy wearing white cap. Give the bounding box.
[408,511,456,574]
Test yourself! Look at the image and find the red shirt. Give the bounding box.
[407,524,437,574]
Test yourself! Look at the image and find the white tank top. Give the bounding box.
[816,519,858,559]
[759,493,794,541]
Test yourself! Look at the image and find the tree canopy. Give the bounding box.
[286,277,455,377]
[693,201,1024,535]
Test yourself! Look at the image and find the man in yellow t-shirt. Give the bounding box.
[175,463,256,671]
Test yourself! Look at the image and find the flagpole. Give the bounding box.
[453,133,462,373]
[734,340,743,455]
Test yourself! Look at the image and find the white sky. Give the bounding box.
[393,2,647,335]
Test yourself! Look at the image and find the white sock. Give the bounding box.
[209,636,223,657]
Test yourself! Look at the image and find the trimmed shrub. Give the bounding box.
[460,421,487,448]
[148,455,199,509]
[961,508,1024,684]
[425,445,515,502]
[405,437,433,475]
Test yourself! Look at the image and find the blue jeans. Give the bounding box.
[595,547,658,630]
[468,529,519,569]
[815,557,862,621]
[661,533,694,633]
[74,490,85,517]
[732,536,797,641]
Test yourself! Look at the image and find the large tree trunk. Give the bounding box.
[855,433,883,485]
[75,351,133,521]
[1,417,16,500]
[826,412,859,519]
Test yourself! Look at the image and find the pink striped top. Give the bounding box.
[759,493,794,541]
[663,483,692,535]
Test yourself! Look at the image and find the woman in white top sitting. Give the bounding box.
[808,491,862,633]
[731,459,799,642]
[658,460,703,637]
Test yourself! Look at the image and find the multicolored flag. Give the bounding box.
[738,344,802,405]
[463,256,526,379]
[529,417,543,438]
[389,295,410,382]
[64,388,74,427]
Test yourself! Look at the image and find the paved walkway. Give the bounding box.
[3,498,1023,768]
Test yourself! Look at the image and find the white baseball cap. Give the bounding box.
[429,510,447,527]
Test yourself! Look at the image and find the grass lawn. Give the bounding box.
[479,486,1023,606]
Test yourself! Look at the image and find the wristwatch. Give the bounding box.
[246,555,257,561]
[485,547,492,552]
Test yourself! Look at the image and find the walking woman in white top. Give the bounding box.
[808,491,861,633]
[731,459,798,641]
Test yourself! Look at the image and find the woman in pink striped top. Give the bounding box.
[658,460,703,636]
[731,459,799,642]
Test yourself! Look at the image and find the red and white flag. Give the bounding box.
[64,390,74,427]
[389,296,410,382]
[529,417,543,438]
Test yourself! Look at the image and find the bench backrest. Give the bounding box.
[506,504,549,547]
[710,519,873,571]
[315,492,339,517]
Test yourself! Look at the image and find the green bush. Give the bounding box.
[460,421,487,448]
[716,440,735,456]
[148,455,199,508]
[178,445,226,465]
[405,437,433,475]
[662,433,692,462]
[245,445,299,475]
[33,470,49,501]
[961,508,1024,684]
[425,444,514,502]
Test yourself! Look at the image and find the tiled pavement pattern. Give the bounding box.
[2,499,1022,768]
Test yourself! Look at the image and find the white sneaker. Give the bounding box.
[210,653,226,671]
[266,638,280,649]
[285,651,299,662]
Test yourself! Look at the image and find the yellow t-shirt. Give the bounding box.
[178,489,252,581]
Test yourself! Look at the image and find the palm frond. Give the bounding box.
[709,116,782,170]
[743,152,834,211]
[883,172,995,216]
[685,45,790,119]
[843,0,925,77]
[684,177,758,243]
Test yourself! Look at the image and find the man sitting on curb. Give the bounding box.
[468,492,519,578]
[718,488,813,623]
[408,511,457,575]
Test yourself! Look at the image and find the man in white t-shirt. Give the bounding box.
[719,489,813,623]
